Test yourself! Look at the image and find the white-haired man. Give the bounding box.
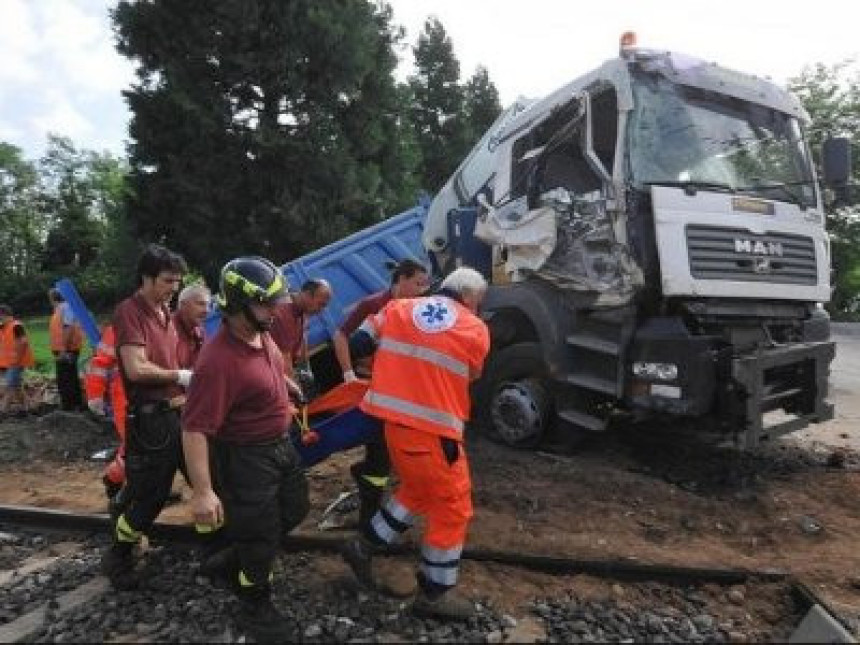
[341,267,490,620]
[173,284,211,371]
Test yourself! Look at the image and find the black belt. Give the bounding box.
[130,400,176,415]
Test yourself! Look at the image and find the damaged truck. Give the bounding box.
[419,35,849,449]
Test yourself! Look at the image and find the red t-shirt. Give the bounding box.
[269,301,306,361]
[339,289,392,336]
[113,293,181,403]
[173,312,204,369]
[181,326,291,444]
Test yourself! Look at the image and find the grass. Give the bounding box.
[20,315,99,377]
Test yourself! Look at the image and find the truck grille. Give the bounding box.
[686,225,817,285]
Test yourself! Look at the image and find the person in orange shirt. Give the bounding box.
[0,304,36,413]
[341,267,490,621]
[85,324,128,501]
[48,289,85,411]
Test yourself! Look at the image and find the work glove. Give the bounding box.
[342,369,358,383]
[441,437,460,466]
[87,398,106,416]
[176,369,193,388]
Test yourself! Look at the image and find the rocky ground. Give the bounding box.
[0,328,858,641]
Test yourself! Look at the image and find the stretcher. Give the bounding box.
[290,380,381,468]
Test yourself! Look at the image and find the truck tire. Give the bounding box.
[471,342,553,449]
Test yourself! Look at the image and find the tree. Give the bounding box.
[407,19,502,193]
[39,136,107,272]
[463,66,502,146]
[407,17,468,193]
[789,61,860,315]
[113,0,420,284]
[0,143,43,281]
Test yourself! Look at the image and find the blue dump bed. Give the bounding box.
[281,200,430,350]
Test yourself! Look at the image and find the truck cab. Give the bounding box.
[425,37,844,449]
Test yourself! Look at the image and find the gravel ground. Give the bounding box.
[0,532,802,643]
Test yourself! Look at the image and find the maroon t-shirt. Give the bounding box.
[173,312,204,369]
[181,326,291,444]
[113,293,181,403]
[269,301,306,360]
[339,289,392,336]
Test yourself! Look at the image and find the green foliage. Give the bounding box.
[0,137,137,316]
[789,61,860,316]
[113,0,422,285]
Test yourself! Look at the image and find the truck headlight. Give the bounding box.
[632,362,678,381]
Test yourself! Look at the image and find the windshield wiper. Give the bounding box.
[643,180,736,196]
[734,180,811,209]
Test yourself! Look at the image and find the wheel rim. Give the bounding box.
[490,378,549,445]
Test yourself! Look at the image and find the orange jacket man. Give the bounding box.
[85,324,128,498]
[0,304,36,412]
[342,267,490,621]
[48,289,85,411]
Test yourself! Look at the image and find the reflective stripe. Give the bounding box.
[378,338,468,378]
[364,391,464,434]
[116,514,141,544]
[98,342,115,357]
[370,513,401,544]
[89,367,109,377]
[360,474,389,488]
[358,318,379,342]
[384,498,415,524]
[422,544,463,563]
[420,562,459,586]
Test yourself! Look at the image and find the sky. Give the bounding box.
[1,0,858,162]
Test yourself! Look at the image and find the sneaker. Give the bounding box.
[237,592,296,642]
[411,588,476,621]
[101,543,140,591]
[340,537,416,598]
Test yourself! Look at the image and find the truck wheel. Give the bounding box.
[473,342,552,448]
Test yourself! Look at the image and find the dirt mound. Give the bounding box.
[0,411,117,464]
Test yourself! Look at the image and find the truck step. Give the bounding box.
[557,408,607,432]
[566,334,620,356]
[563,373,619,396]
[761,387,804,407]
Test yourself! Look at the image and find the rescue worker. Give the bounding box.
[269,278,332,394]
[100,244,190,590]
[0,304,36,413]
[48,288,85,411]
[85,323,128,500]
[173,284,211,370]
[182,256,309,642]
[331,259,430,533]
[341,267,490,620]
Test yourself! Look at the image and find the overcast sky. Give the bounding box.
[2,0,858,161]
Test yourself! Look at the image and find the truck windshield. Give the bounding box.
[628,73,816,207]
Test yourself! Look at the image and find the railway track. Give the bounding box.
[0,504,855,643]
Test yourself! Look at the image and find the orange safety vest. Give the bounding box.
[359,296,490,441]
[49,306,84,353]
[0,319,36,369]
[84,325,127,438]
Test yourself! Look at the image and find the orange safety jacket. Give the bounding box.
[49,306,84,353]
[84,325,127,438]
[0,319,36,369]
[358,295,490,441]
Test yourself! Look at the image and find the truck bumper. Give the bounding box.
[731,341,835,449]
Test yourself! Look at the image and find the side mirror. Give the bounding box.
[822,137,851,186]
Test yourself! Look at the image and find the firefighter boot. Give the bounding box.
[199,545,240,593]
[340,535,416,598]
[350,463,385,533]
[100,541,140,591]
[236,584,297,643]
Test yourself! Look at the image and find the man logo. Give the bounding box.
[734,239,784,256]
[752,257,772,274]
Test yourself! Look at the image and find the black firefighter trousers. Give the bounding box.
[210,437,310,585]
